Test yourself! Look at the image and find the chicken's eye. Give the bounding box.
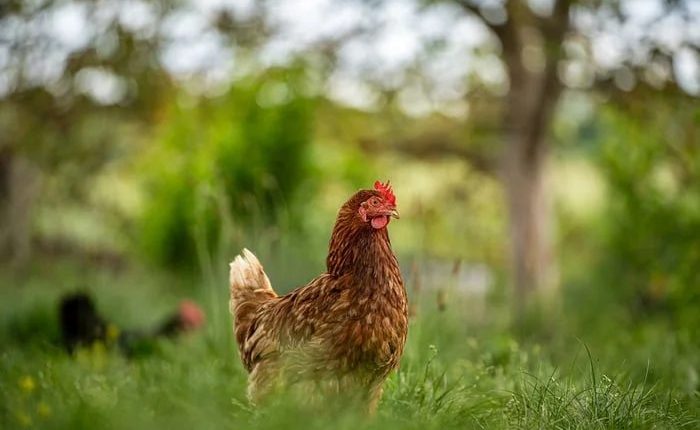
[370,198,380,206]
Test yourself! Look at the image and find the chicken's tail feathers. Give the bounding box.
[229,248,276,326]
[229,248,273,292]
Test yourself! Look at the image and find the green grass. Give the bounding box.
[0,259,698,429]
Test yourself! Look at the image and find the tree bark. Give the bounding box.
[372,0,573,315]
[504,132,557,312]
[0,148,40,266]
[459,0,572,314]
[502,60,564,315]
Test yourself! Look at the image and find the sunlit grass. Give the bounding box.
[0,259,698,429]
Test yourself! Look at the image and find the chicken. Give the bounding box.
[59,292,205,355]
[229,181,407,412]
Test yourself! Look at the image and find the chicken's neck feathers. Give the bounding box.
[326,215,400,286]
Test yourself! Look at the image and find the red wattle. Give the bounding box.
[371,216,389,229]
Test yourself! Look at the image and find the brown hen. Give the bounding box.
[229,181,407,412]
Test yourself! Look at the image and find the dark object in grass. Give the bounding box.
[59,292,205,355]
[59,293,108,353]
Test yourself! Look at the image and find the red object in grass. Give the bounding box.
[178,300,205,330]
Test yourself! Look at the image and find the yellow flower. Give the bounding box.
[18,376,36,393]
[106,323,121,343]
[37,402,52,418]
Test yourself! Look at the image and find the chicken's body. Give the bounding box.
[229,186,407,412]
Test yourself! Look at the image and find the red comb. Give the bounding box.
[374,180,396,206]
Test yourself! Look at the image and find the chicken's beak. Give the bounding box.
[390,208,400,219]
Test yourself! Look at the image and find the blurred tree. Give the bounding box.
[449,1,573,307]
[372,0,700,315]
[2,0,698,309]
[0,0,268,264]
[0,1,171,262]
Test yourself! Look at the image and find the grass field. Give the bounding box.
[1,257,698,430]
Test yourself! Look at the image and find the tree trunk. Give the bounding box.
[502,49,563,315]
[0,149,40,266]
[504,133,557,315]
[500,34,563,315]
[495,0,570,316]
[452,0,572,316]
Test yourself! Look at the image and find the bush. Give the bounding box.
[137,68,314,269]
[593,103,700,326]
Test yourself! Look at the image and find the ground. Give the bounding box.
[0,258,698,429]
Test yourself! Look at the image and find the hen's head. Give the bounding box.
[344,180,399,230]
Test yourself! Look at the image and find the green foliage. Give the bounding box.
[590,102,700,326]
[138,69,315,269]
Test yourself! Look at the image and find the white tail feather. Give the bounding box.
[229,248,273,304]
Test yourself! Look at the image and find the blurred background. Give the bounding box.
[1,0,699,428]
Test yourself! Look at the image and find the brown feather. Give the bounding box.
[229,189,408,412]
